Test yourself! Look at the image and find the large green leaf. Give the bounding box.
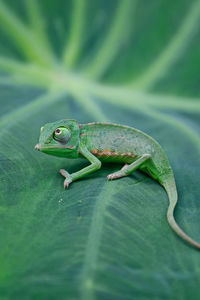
[0,0,200,299]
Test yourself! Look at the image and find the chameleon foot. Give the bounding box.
[107,164,128,180]
[107,171,127,180]
[60,169,72,189]
[64,177,72,189]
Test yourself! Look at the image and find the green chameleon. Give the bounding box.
[35,119,200,249]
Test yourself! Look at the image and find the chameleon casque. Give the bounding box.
[35,119,200,249]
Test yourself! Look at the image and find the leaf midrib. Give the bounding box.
[79,181,116,300]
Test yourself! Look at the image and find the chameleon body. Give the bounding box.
[35,119,200,249]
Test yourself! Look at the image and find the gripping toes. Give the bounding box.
[60,169,72,189]
[107,171,126,180]
[64,177,72,189]
[107,164,128,180]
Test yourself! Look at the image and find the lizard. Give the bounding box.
[35,119,200,249]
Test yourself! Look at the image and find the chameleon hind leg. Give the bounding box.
[107,154,151,180]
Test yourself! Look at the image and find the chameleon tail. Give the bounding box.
[162,174,200,249]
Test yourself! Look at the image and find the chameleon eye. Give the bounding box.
[55,128,61,135]
[53,127,70,143]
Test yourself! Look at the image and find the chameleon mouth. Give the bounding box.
[34,144,76,151]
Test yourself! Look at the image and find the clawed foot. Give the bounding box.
[107,171,126,180]
[60,169,73,189]
[107,164,128,180]
[64,177,72,189]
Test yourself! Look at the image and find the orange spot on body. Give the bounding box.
[91,149,120,157]
[91,148,98,155]
[120,152,137,158]
[91,149,137,159]
[111,152,118,156]
[120,153,127,157]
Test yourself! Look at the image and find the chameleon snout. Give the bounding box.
[35,144,40,151]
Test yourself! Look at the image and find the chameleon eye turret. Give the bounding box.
[53,127,71,143]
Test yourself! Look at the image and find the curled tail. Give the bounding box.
[162,174,200,249]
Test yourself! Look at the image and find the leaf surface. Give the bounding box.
[0,1,200,299]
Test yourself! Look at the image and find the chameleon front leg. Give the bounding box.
[107,154,151,180]
[60,143,101,188]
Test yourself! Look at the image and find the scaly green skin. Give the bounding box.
[35,119,200,249]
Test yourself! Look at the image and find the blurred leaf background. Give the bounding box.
[0,0,200,299]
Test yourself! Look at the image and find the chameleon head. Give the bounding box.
[35,119,80,158]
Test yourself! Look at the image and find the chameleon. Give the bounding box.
[35,119,200,249]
